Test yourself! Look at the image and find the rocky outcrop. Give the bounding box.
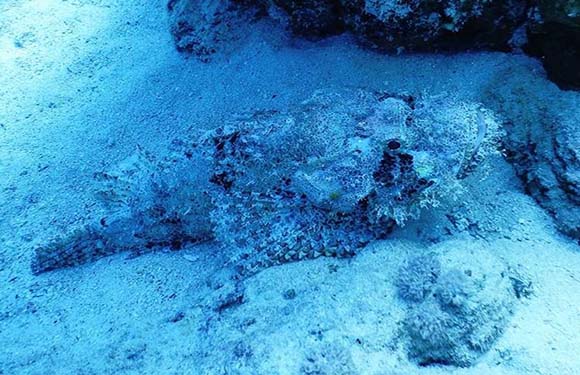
[168,0,531,57]
[167,1,580,89]
[483,66,580,239]
[525,0,580,90]
[261,0,530,50]
[338,0,529,51]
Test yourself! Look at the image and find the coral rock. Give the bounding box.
[399,248,516,367]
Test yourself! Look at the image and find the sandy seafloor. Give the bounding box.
[0,1,579,374]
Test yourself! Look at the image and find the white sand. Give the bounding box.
[1,1,579,374]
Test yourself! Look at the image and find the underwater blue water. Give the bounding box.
[0,1,579,374]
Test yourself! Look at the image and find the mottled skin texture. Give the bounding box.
[32,89,497,274]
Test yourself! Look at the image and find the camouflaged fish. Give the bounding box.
[32,89,499,275]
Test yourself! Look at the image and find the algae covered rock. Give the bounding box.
[398,248,516,367]
[32,89,499,274]
[396,252,441,303]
